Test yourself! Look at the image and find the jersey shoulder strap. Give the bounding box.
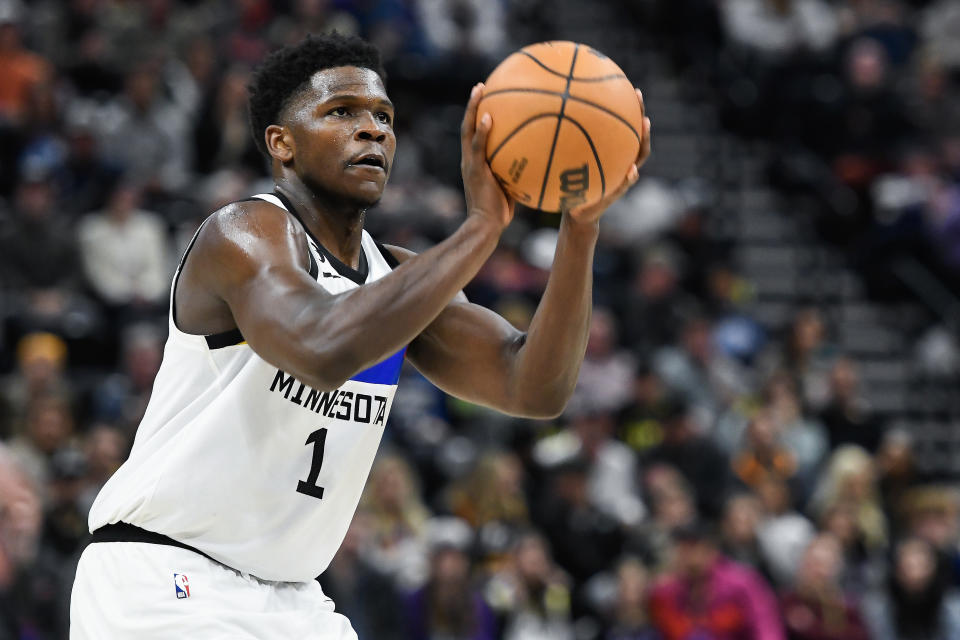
[373,240,401,269]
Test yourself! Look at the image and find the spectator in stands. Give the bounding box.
[863,537,960,640]
[77,179,171,316]
[644,402,730,518]
[448,451,529,532]
[830,38,913,171]
[819,357,883,452]
[754,478,815,586]
[534,411,645,529]
[920,0,960,71]
[566,308,636,417]
[818,500,883,593]
[0,0,51,126]
[906,54,960,139]
[320,512,404,640]
[361,453,432,589]
[760,308,834,411]
[779,533,870,640]
[193,65,264,176]
[55,115,120,217]
[447,451,529,564]
[416,0,506,60]
[0,177,83,329]
[0,332,70,439]
[810,445,888,554]
[483,531,574,640]
[763,372,827,495]
[901,485,960,585]
[91,323,164,431]
[621,244,692,358]
[79,423,127,514]
[731,409,800,498]
[654,314,748,429]
[636,464,699,568]
[40,447,88,559]
[720,493,774,583]
[97,62,191,193]
[533,455,625,591]
[722,0,838,58]
[0,443,42,638]
[8,394,74,494]
[648,521,784,640]
[875,429,925,537]
[618,366,677,456]
[404,517,496,640]
[603,557,661,640]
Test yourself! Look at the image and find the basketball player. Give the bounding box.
[70,33,651,638]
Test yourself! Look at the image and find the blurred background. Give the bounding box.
[1,0,959,638]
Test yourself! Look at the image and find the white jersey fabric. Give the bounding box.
[87,192,404,582]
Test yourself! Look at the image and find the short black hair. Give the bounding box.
[247,32,386,158]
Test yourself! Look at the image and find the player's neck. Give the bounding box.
[275,181,366,271]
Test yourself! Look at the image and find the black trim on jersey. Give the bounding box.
[273,189,370,286]
[91,522,222,567]
[171,221,207,330]
[374,240,401,269]
[205,328,245,349]
[307,248,319,279]
[173,195,322,349]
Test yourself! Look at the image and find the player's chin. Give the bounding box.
[343,183,384,208]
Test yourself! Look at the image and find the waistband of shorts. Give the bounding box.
[91,522,221,567]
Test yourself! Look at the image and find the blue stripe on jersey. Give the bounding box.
[351,348,406,385]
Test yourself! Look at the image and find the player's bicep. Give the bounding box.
[408,300,525,410]
[381,243,524,407]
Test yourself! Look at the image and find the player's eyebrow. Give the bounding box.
[322,93,394,111]
[323,91,393,109]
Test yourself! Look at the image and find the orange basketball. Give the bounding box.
[477,41,643,213]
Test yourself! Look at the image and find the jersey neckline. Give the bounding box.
[272,189,369,286]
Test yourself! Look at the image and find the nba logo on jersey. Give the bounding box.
[173,573,190,599]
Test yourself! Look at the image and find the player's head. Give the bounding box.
[248,32,394,207]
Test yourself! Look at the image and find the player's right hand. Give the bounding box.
[461,83,515,231]
[566,88,651,225]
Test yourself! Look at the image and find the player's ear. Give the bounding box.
[266,125,294,163]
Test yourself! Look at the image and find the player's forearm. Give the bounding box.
[304,215,502,389]
[507,215,599,416]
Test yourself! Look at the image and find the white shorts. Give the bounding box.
[70,541,358,640]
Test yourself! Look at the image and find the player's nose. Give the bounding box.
[355,112,387,143]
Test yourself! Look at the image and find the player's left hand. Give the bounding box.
[565,88,651,225]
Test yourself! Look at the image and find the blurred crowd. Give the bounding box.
[1,0,960,639]
[648,0,960,298]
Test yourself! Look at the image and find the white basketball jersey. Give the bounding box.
[88,193,404,582]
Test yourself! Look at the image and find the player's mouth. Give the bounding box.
[346,152,388,174]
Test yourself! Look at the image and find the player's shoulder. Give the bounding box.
[187,195,311,279]
[203,196,303,244]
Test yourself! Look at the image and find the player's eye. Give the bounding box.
[376,112,392,125]
[329,106,350,117]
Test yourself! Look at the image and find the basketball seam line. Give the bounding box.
[485,114,605,198]
[481,88,641,144]
[563,114,605,199]
[488,114,558,164]
[518,50,626,82]
[537,44,579,211]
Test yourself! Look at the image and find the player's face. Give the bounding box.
[284,66,396,207]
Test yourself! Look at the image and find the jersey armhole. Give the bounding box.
[374,240,401,269]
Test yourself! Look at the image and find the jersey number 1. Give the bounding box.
[297,428,327,499]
